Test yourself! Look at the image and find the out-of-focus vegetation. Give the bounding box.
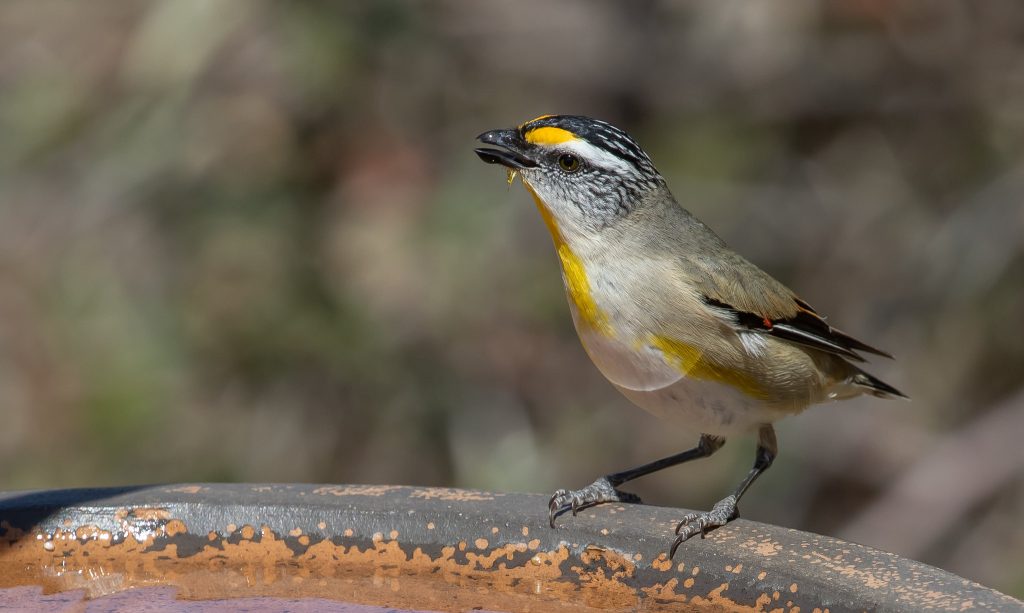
[1,0,1023,597]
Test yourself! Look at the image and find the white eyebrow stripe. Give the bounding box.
[558,139,633,175]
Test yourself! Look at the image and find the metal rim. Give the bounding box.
[0,484,1019,611]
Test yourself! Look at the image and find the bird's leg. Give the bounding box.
[549,434,725,528]
[670,425,777,557]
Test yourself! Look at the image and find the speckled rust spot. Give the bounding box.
[407,488,497,502]
[112,507,171,529]
[688,583,777,612]
[74,525,112,542]
[167,485,205,494]
[568,547,639,608]
[164,520,187,537]
[651,554,673,572]
[739,536,782,557]
[311,485,399,497]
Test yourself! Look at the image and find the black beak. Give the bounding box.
[474,129,538,169]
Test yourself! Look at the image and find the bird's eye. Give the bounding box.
[558,154,581,173]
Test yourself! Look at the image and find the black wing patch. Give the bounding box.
[704,297,893,362]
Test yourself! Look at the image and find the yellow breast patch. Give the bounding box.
[651,336,770,400]
[522,183,610,335]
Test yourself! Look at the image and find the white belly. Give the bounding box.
[615,378,774,435]
[573,316,776,436]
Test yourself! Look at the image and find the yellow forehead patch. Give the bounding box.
[524,126,579,146]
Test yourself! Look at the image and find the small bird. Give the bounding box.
[474,115,906,556]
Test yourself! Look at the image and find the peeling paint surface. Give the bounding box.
[0,484,1019,612]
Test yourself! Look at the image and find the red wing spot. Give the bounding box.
[762,318,773,329]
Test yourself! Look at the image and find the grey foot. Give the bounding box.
[669,495,739,558]
[548,477,642,528]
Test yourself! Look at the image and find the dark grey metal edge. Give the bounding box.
[0,483,1019,612]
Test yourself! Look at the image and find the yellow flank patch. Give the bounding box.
[524,126,578,146]
[651,336,770,400]
[522,183,611,335]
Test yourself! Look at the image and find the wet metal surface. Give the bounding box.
[0,484,1019,612]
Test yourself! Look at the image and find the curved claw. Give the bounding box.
[548,489,569,529]
[548,491,563,513]
[546,478,641,530]
[669,520,706,558]
[668,498,740,558]
[669,536,683,559]
[674,513,699,535]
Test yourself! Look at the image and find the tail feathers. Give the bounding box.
[852,369,909,400]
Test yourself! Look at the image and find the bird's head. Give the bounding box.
[475,115,665,237]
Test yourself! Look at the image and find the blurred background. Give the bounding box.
[1,0,1023,597]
